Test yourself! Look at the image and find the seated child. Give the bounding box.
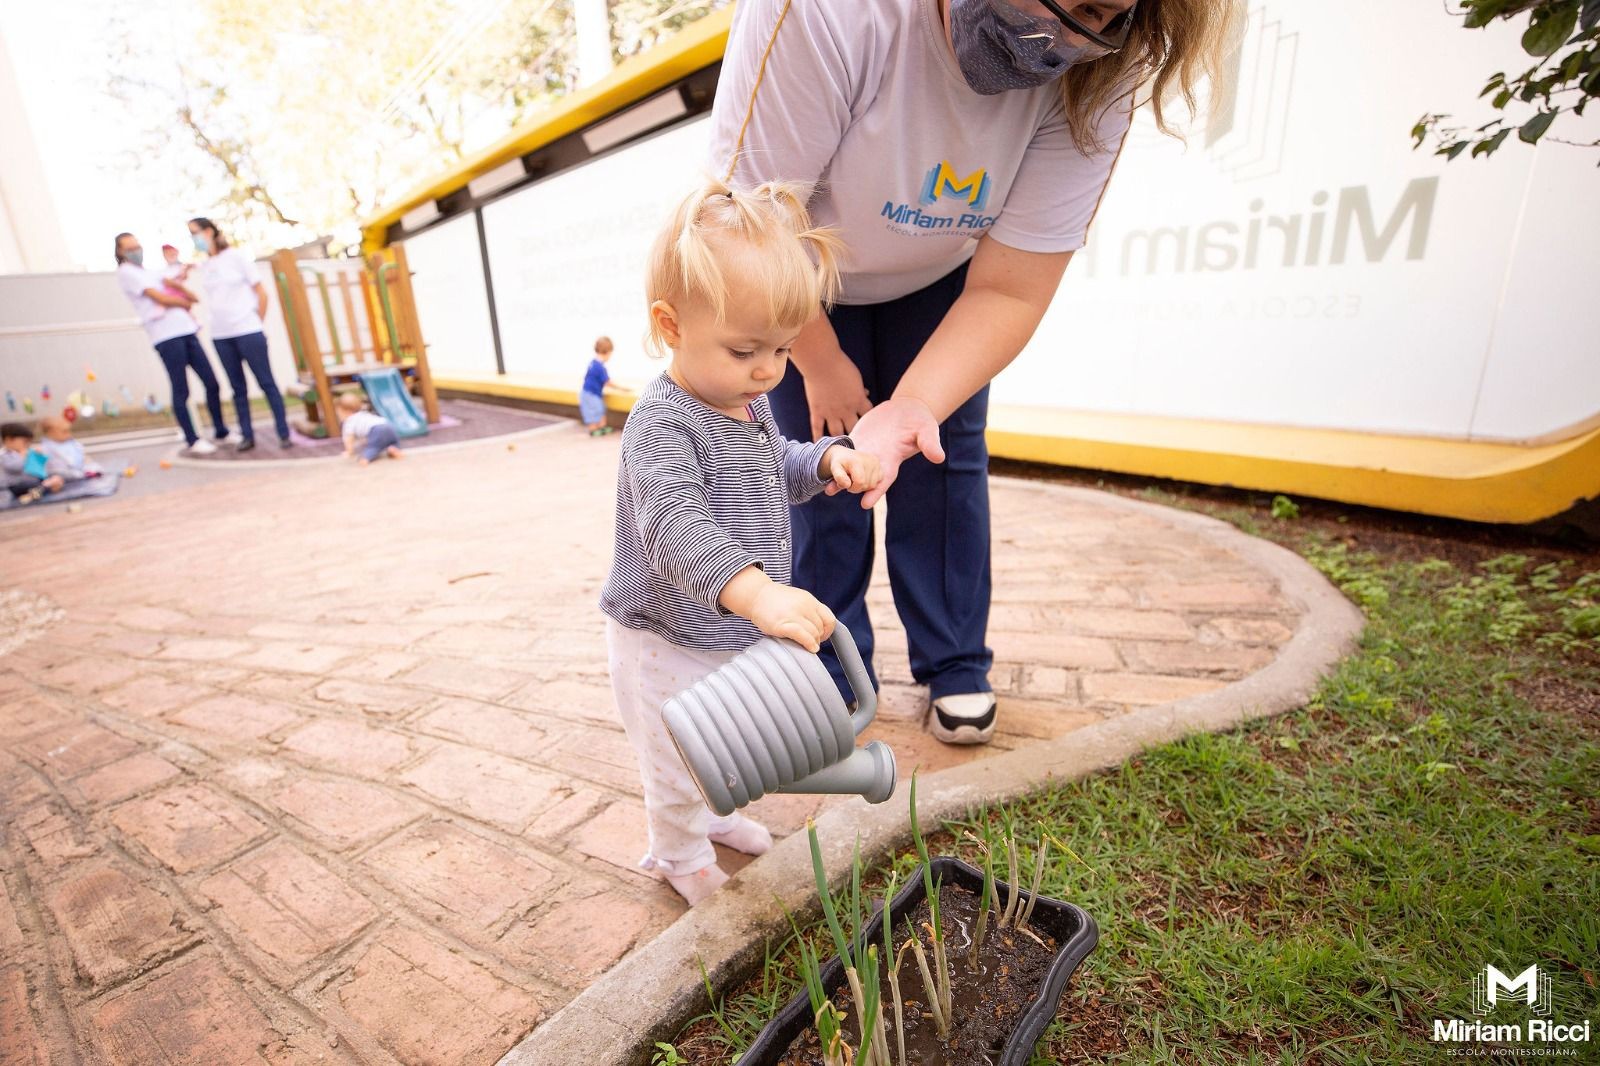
[337,393,403,465]
[1,422,64,500]
[598,177,881,906]
[36,416,102,481]
[580,335,624,436]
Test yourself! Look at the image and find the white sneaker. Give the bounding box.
[929,692,997,745]
[186,439,218,456]
[216,431,239,446]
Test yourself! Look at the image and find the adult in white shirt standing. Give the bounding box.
[188,217,292,451]
[113,232,232,455]
[709,0,1239,744]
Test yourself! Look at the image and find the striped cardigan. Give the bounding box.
[599,373,847,650]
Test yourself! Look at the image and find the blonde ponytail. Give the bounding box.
[646,177,842,355]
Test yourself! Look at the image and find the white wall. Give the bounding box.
[401,0,1600,444]
[402,214,497,378]
[0,263,301,419]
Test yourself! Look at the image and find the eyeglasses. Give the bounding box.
[1009,0,1137,54]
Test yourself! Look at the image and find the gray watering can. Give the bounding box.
[663,622,897,817]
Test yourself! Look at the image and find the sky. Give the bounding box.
[3,0,214,272]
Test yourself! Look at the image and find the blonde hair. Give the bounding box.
[594,335,614,354]
[336,392,364,413]
[1061,0,1246,155]
[645,177,842,355]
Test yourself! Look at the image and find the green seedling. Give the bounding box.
[1017,830,1050,931]
[907,773,952,1034]
[807,822,889,1065]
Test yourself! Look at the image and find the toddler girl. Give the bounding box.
[599,178,881,905]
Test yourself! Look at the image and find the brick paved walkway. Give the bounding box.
[0,423,1302,1065]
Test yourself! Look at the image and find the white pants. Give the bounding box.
[607,619,744,876]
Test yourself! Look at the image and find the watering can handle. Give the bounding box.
[828,621,877,736]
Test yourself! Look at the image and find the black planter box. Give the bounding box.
[740,856,1099,1066]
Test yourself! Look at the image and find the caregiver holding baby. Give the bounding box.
[708,0,1239,744]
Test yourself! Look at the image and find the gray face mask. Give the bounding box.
[125,249,144,267]
[948,0,1104,95]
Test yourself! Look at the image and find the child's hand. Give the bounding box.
[748,582,836,653]
[823,445,881,496]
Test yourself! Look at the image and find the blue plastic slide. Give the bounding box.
[358,368,428,439]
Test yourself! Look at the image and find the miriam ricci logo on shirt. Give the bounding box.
[921,160,991,209]
[1429,963,1593,1055]
[880,159,998,236]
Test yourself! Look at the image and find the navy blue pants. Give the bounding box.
[769,263,992,703]
[153,333,227,446]
[361,422,399,462]
[214,332,290,443]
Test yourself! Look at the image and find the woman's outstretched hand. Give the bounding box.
[830,396,944,508]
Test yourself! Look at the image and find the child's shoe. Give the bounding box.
[666,864,729,906]
[708,813,773,856]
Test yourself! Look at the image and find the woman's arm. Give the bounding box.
[845,237,1072,508]
[895,237,1071,422]
[141,287,193,309]
[253,281,269,321]
[787,311,871,441]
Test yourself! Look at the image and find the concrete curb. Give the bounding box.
[499,479,1365,1066]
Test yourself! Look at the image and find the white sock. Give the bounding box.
[707,814,773,857]
[666,864,729,906]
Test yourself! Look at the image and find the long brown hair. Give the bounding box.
[189,217,230,252]
[1061,0,1244,155]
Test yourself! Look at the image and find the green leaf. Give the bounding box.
[808,822,854,969]
[1465,0,1517,29]
[1444,141,1471,160]
[1472,128,1514,156]
[1494,86,1515,108]
[1523,3,1579,57]
[1582,0,1600,31]
[1519,110,1558,142]
[1271,495,1301,521]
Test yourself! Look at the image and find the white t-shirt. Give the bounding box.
[708,0,1132,304]
[340,409,387,444]
[198,247,265,340]
[116,262,199,346]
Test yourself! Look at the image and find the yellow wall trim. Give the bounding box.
[361,8,733,253]
[437,375,1600,524]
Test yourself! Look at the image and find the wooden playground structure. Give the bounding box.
[269,246,439,437]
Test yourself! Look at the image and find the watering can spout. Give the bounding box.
[777,740,897,805]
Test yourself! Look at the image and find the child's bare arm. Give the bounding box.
[718,568,835,652]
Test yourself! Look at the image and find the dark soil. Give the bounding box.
[776,883,1061,1066]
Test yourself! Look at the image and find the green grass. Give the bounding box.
[666,528,1600,1065]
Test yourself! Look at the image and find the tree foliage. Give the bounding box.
[107,0,728,252]
[1414,0,1600,163]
